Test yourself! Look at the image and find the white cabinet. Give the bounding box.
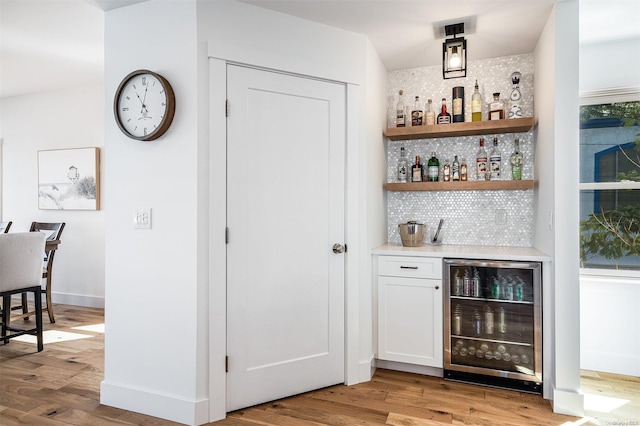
[377,255,443,367]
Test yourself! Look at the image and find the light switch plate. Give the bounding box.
[134,208,152,229]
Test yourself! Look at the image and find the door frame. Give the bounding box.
[208,58,362,422]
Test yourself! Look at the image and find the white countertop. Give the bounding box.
[372,243,551,262]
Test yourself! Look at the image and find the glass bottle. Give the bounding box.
[397,146,408,183]
[442,159,451,182]
[508,71,523,119]
[498,307,507,334]
[437,98,452,124]
[453,304,462,335]
[473,308,482,336]
[427,151,439,182]
[452,155,460,181]
[411,96,423,126]
[463,269,471,296]
[424,98,436,126]
[476,138,487,181]
[460,157,468,181]
[489,137,501,180]
[472,268,481,297]
[411,155,423,182]
[489,92,504,120]
[452,86,464,123]
[453,269,463,296]
[396,89,406,127]
[484,305,494,335]
[471,80,482,122]
[510,138,523,180]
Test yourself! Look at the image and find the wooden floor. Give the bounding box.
[1,305,638,425]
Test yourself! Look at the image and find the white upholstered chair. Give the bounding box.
[0,232,46,352]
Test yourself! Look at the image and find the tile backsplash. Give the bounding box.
[386,53,535,247]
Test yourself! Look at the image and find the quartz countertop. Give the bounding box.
[372,243,551,262]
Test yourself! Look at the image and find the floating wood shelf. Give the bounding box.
[384,117,534,141]
[384,180,536,191]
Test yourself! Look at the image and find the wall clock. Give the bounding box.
[113,69,176,141]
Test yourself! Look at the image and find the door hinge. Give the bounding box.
[225,99,230,117]
[225,356,229,373]
[225,227,229,244]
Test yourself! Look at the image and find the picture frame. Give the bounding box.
[38,147,100,210]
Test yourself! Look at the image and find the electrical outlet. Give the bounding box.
[134,208,152,229]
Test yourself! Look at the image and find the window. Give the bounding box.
[579,97,640,273]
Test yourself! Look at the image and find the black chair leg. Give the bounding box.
[34,288,43,352]
[1,295,9,345]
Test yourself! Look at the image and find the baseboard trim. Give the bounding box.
[100,380,209,426]
[551,387,585,417]
[53,292,105,308]
[374,359,443,378]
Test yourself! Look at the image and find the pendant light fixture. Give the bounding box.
[443,23,467,79]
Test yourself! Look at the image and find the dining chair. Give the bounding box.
[0,221,12,233]
[0,232,46,352]
[15,222,65,323]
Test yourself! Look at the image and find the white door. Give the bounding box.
[226,65,346,412]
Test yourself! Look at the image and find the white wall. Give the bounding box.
[580,274,640,376]
[100,2,209,425]
[0,85,105,308]
[534,0,584,416]
[580,37,640,92]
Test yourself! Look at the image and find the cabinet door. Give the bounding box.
[378,276,443,367]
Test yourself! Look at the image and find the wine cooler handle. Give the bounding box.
[400,266,418,269]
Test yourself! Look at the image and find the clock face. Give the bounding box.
[114,70,175,141]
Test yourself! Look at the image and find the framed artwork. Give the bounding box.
[38,148,100,210]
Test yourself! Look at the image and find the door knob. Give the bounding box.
[332,243,346,254]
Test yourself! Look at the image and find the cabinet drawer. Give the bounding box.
[378,256,442,279]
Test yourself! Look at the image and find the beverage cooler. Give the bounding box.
[443,258,542,393]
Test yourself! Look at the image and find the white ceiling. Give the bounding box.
[0,0,639,99]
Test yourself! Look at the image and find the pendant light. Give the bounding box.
[443,23,467,79]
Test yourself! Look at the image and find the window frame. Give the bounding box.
[579,86,640,277]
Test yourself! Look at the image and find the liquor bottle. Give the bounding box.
[411,96,423,126]
[489,137,501,180]
[442,159,451,182]
[508,71,523,119]
[397,146,408,183]
[460,157,468,181]
[452,155,460,181]
[489,92,505,120]
[437,98,452,124]
[452,86,464,123]
[510,138,523,180]
[424,98,436,126]
[396,90,406,127]
[484,305,494,335]
[476,138,488,181]
[411,155,423,182]
[471,80,482,122]
[426,151,439,182]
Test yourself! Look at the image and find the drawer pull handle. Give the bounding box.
[400,266,419,269]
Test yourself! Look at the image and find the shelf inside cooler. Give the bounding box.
[449,337,536,376]
[451,295,534,305]
[450,334,532,347]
